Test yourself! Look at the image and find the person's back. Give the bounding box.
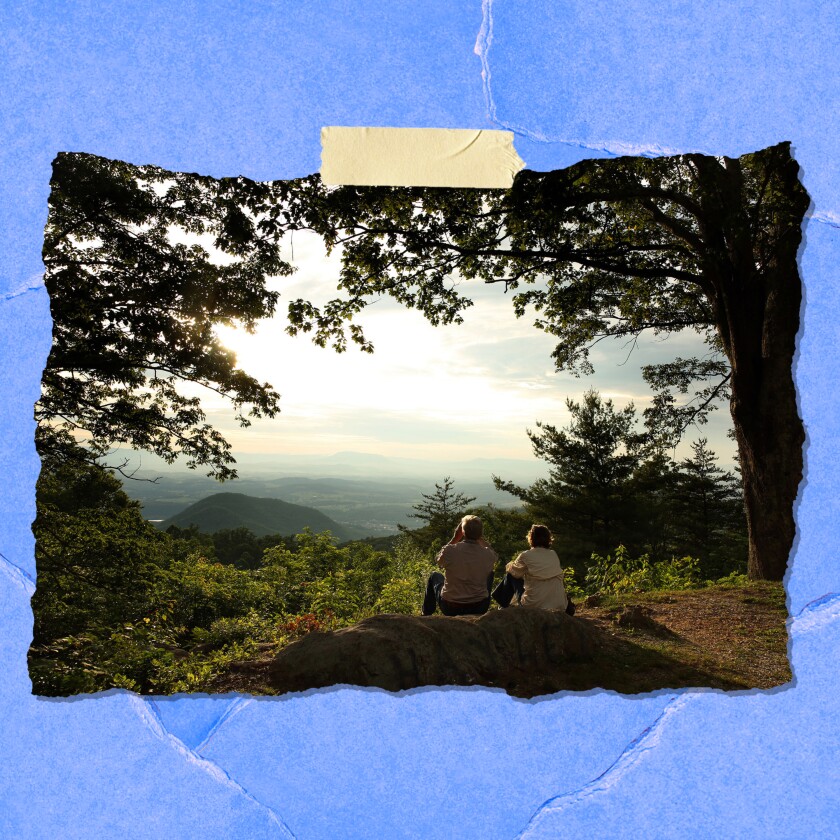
[493,523,569,612]
[437,539,496,605]
[422,515,497,616]
[507,545,567,611]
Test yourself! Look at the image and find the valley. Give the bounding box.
[116,450,540,538]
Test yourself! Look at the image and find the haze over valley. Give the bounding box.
[117,449,542,537]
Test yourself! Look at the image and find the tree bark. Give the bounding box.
[723,245,804,580]
[702,150,806,581]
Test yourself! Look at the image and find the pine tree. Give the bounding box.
[626,448,680,561]
[673,439,747,576]
[495,390,649,574]
[401,477,476,552]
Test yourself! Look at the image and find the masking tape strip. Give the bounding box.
[320,126,525,188]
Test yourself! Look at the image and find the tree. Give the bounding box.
[495,390,649,572]
[29,451,176,693]
[275,143,806,580]
[672,439,747,577]
[401,477,476,551]
[625,448,680,562]
[38,153,291,479]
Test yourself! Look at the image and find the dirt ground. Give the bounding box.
[564,581,791,693]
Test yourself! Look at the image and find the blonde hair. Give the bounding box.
[461,515,483,540]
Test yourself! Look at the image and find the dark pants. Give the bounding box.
[491,572,525,608]
[422,571,493,616]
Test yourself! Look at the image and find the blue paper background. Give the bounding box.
[2,2,838,836]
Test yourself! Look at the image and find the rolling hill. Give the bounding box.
[158,492,366,541]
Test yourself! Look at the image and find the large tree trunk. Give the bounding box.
[725,247,804,581]
[730,299,804,581]
[705,149,807,581]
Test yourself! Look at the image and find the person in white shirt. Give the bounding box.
[492,524,569,612]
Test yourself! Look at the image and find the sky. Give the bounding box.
[204,230,738,469]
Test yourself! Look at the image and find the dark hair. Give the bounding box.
[527,524,552,549]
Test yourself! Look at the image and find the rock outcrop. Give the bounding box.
[265,607,600,696]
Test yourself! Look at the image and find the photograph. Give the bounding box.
[30,141,806,697]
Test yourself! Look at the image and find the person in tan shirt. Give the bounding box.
[421,515,497,616]
[492,524,569,612]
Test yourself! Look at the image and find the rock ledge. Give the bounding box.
[266,607,600,695]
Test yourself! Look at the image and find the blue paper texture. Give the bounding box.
[2,1,838,836]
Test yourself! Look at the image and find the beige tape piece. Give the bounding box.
[320,126,525,188]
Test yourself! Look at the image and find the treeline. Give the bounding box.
[491,390,747,582]
[30,391,747,695]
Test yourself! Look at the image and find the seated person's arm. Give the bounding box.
[437,523,464,568]
[506,553,527,578]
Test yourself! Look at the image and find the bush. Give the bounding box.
[585,545,701,595]
[374,576,423,614]
[713,570,750,588]
[192,609,278,648]
[563,566,585,600]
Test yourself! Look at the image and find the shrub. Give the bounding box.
[585,545,701,595]
[563,566,585,600]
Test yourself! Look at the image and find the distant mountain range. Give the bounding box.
[110,448,547,485]
[159,492,367,541]
[113,449,537,537]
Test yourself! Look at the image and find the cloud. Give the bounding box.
[205,231,736,467]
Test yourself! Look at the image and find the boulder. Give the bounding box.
[266,607,600,695]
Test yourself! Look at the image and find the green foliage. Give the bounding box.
[713,571,751,588]
[147,641,260,694]
[400,476,476,552]
[192,609,278,648]
[162,552,278,629]
[585,545,702,596]
[496,390,649,572]
[494,392,748,582]
[40,148,807,594]
[45,148,805,459]
[671,439,747,578]
[39,152,289,479]
[30,460,756,695]
[563,566,585,600]
[373,537,433,614]
[31,455,173,688]
[281,146,805,428]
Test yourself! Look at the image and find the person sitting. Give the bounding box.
[492,524,569,612]
[422,515,497,617]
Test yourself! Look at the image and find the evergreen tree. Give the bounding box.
[401,477,476,552]
[495,390,648,575]
[672,439,747,576]
[625,448,680,561]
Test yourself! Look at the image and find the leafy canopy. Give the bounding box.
[40,145,805,478]
[39,153,297,478]
[278,143,807,445]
